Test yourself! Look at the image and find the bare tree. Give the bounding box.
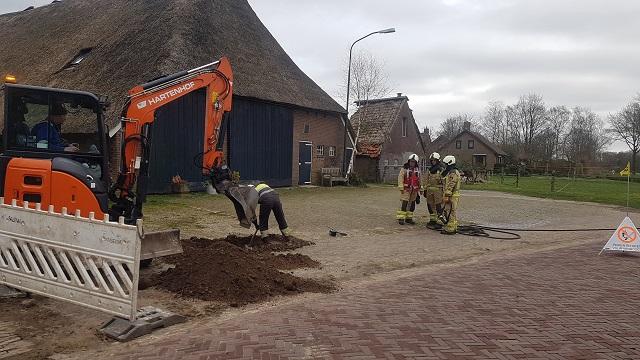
[543,105,570,160]
[341,50,391,174]
[512,94,547,159]
[609,97,640,174]
[481,101,505,144]
[564,107,607,165]
[341,50,391,113]
[438,113,474,139]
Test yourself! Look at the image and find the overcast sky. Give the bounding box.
[3,1,638,151]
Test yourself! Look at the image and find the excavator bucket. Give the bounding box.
[141,229,182,260]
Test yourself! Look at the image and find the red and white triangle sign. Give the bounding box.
[600,217,640,254]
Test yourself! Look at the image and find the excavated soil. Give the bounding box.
[153,236,331,306]
[222,234,314,252]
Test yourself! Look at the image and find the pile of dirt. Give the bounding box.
[154,236,331,306]
[260,253,321,270]
[222,234,314,252]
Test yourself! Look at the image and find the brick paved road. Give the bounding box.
[97,242,640,359]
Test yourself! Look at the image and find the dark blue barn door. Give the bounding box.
[298,142,312,185]
[147,89,206,194]
[228,98,293,187]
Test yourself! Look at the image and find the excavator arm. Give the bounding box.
[109,58,233,223]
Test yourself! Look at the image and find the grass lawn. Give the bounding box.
[467,175,640,209]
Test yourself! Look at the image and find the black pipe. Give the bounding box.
[140,71,189,90]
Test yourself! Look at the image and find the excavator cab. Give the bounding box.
[0,58,233,264]
[1,84,110,215]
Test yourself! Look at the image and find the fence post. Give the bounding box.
[550,172,556,193]
[516,166,520,188]
[501,167,504,185]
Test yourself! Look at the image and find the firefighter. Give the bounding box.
[397,154,421,225]
[441,155,461,235]
[423,152,444,229]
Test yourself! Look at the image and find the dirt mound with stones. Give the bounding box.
[222,234,314,252]
[154,236,331,306]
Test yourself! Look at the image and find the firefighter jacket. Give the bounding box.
[423,164,444,192]
[443,168,461,197]
[398,166,421,192]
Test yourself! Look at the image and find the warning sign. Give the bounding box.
[601,217,640,253]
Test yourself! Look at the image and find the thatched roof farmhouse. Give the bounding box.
[0,0,350,191]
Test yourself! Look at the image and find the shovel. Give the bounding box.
[329,228,348,237]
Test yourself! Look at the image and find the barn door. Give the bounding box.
[228,98,293,187]
[298,141,312,185]
[146,89,206,194]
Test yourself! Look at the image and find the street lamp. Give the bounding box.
[345,28,395,114]
[343,27,396,175]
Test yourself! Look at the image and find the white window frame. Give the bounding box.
[328,146,336,157]
[316,145,324,156]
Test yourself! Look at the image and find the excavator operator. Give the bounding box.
[31,103,79,152]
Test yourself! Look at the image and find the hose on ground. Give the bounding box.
[456,225,617,241]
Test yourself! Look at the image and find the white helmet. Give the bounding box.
[429,152,441,161]
[407,153,420,162]
[442,155,456,166]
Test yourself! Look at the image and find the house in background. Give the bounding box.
[435,121,507,170]
[351,93,426,183]
[0,0,351,192]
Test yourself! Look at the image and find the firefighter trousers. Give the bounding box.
[397,190,419,220]
[443,195,460,233]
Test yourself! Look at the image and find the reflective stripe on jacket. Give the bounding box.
[398,167,421,191]
[444,169,461,197]
[255,183,275,198]
[423,167,443,190]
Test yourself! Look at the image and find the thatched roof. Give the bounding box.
[0,0,344,132]
[350,95,425,157]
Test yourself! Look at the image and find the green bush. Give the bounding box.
[348,172,368,187]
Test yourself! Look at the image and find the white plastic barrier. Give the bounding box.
[0,199,141,320]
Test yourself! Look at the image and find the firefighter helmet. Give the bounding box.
[442,155,456,166]
[429,152,441,161]
[407,153,420,162]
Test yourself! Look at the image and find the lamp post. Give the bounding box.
[343,27,396,175]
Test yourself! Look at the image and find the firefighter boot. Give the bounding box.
[405,211,416,225]
[397,210,406,225]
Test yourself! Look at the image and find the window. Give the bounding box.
[468,140,474,149]
[384,159,389,166]
[402,117,407,137]
[316,145,324,156]
[394,159,399,166]
[303,124,310,134]
[456,140,462,149]
[498,156,503,164]
[328,146,336,157]
[62,48,92,70]
[5,89,104,179]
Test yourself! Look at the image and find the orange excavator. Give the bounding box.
[0,58,233,260]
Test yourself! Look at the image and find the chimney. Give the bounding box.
[463,121,471,131]
[397,92,403,97]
